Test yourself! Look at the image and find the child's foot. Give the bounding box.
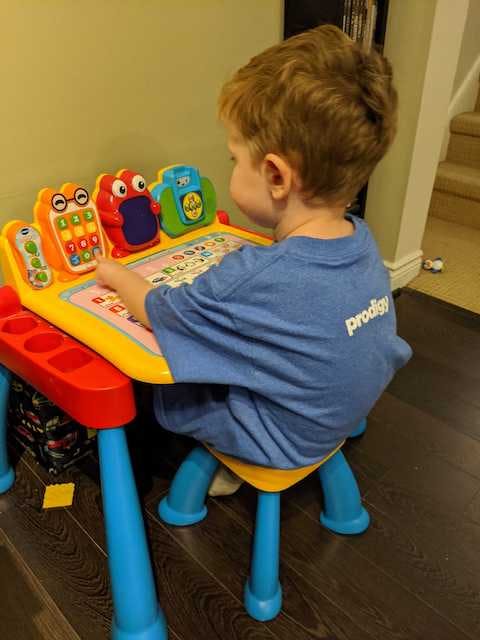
[208,465,243,496]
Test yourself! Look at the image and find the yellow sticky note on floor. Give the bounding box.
[42,483,75,509]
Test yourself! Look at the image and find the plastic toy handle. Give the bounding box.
[0,286,21,318]
[217,210,230,225]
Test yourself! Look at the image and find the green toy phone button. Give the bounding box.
[36,272,48,282]
[71,214,81,225]
[25,241,37,254]
[81,250,92,262]
[31,257,42,268]
[83,210,94,221]
[56,217,68,229]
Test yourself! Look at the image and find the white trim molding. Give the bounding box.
[384,249,423,291]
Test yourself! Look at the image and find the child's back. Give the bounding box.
[97,24,412,472]
[147,213,411,468]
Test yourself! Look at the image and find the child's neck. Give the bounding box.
[273,199,353,242]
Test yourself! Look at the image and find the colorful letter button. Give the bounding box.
[78,238,88,250]
[71,213,81,225]
[83,210,94,221]
[56,217,68,230]
[65,241,76,254]
[81,250,92,262]
[70,254,81,266]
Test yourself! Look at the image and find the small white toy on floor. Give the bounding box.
[422,257,444,273]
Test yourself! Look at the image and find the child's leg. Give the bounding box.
[208,463,244,496]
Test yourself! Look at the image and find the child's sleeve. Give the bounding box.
[144,248,265,384]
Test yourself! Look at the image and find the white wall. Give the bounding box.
[365,0,469,288]
[0,1,283,234]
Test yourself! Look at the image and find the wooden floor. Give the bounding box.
[1,288,480,640]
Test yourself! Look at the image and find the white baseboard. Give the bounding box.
[440,54,480,160]
[384,249,423,291]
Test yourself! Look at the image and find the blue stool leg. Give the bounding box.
[0,366,14,494]
[158,447,219,526]
[244,491,282,621]
[318,450,370,535]
[97,427,168,640]
[349,418,367,438]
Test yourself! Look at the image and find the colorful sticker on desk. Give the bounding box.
[60,233,257,355]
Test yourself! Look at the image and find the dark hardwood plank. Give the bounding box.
[145,491,374,640]
[215,486,471,640]
[20,438,280,640]
[387,351,480,441]
[370,392,480,480]
[0,528,80,640]
[0,458,113,639]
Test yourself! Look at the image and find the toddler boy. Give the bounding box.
[96,25,412,494]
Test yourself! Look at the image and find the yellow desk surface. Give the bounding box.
[0,221,270,383]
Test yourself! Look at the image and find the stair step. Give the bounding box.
[429,189,480,230]
[435,161,480,201]
[447,132,480,169]
[451,112,480,136]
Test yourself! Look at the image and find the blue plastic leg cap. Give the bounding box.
[158,496,207,526]
[112,611,168,640]
[244,581,282,622]
[0,467,14,494]
[349,418,367,438]
[320,506,370,535]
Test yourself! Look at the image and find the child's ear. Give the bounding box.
[263,153,294,200]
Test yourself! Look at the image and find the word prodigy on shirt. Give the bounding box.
[345,296,390,336]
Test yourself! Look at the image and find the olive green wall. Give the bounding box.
[0,1,282,235]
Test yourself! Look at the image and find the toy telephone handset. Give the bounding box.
[149,165,217,238]
[34,183,106,281]
[7,223,52,289]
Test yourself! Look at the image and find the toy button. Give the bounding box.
[69,254,81,266]
[92,246,102,257]
[81,250,92,262]
[65,241,76,254]
[56,217,68,230]
[31,257,42,268]
[78,238,88,249]
[36,272,48,283]
[90,233,99,245]
[83,210,94,221]
[74,225,85,237]
[71,213,81,225]
[25,240,37,254]
[86,222,97,233]
[61,229,73,241]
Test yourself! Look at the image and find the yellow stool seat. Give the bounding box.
[205,441,345,492]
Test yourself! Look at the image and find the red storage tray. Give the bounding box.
[0,286,135,428]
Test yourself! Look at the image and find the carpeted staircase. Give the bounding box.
[408,79,480,314]
[429,83,480,228]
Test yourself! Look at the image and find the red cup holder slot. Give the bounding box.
[2,316,39,335]
[48,348,93,373]
[24,332,64,353]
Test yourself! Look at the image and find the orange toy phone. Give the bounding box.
[6,222,53,289]
[34,183,106,281]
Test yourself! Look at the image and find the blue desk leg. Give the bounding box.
[97,427,168,640]
[0,365,14,494]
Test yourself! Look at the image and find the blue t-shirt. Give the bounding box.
[145,216,412,469]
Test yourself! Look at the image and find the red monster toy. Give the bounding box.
[94,170,161,257]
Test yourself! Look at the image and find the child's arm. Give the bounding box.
[95,256,153,328]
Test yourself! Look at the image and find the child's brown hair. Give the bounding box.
[219,25,397,206]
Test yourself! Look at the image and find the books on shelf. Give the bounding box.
[343,0,378,50]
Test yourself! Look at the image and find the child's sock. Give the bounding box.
[208,464,243,496]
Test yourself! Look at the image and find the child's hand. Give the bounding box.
[95,256,128,290]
